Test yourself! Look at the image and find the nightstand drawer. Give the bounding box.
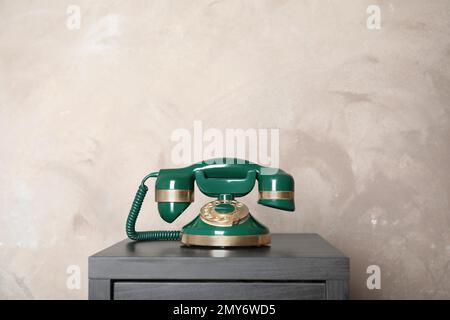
[113,281,326,300]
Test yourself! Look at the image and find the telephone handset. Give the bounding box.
[126,158,295,247]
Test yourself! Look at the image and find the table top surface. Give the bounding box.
[91,233,347,259]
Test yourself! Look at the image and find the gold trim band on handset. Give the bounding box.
[155,189,194,202]
[259,191,294,200]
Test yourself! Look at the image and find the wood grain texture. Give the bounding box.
[114,282,326,300]
[326,280,348,300]
[88,279,111,300]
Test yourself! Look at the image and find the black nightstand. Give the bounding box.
[89,233,349,300]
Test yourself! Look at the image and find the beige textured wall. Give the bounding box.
[1,0,450,299]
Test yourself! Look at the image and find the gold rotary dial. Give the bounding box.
[200,200,249,227]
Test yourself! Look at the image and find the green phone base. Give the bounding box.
[180,199,270,247]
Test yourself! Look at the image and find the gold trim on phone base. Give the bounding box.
[181,233,271,247]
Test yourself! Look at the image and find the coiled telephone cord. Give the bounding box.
[125,172,181,241]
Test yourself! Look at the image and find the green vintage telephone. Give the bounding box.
[125,158,295,247]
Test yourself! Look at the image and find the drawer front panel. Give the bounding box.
[114,282,325,300]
